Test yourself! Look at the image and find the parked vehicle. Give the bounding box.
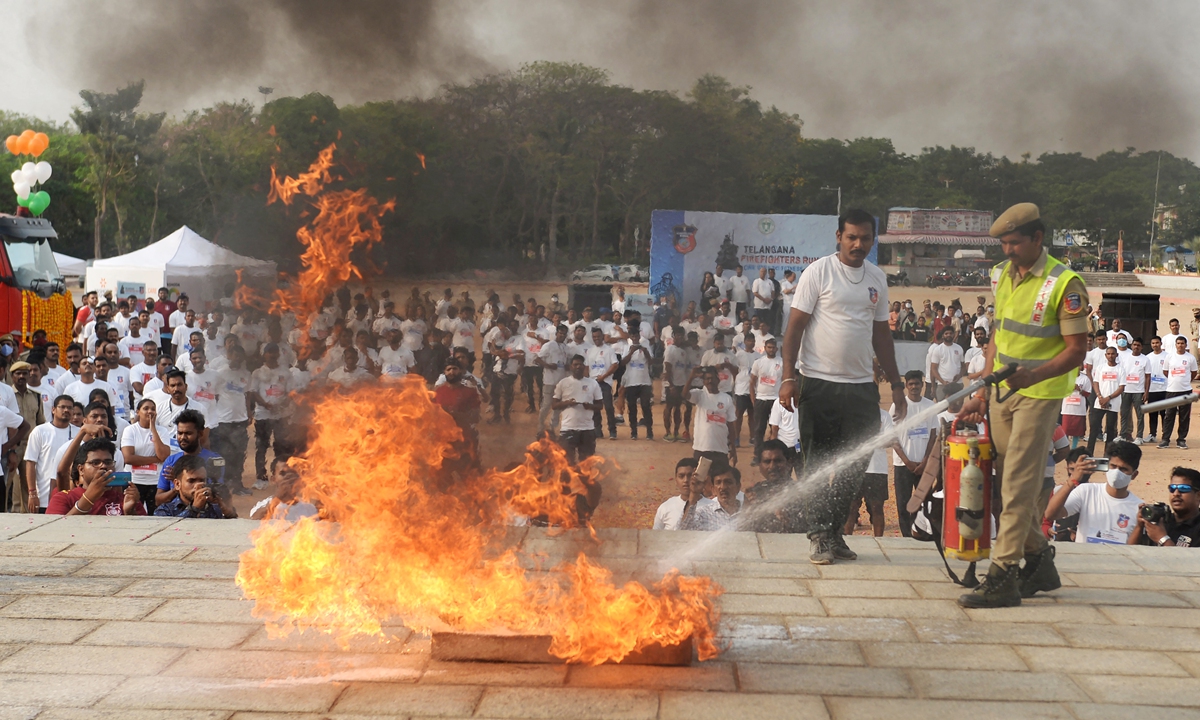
[617,264,649,282]
[958,270,989,287]
[0,214,72,342]
[570,264,616,282]
[926,270,956,288]
[1097,251,1134,272]
[886,270,910,287]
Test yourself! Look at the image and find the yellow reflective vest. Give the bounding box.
[989,254,1080,400]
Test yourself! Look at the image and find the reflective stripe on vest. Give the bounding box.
[992,254,1082,400]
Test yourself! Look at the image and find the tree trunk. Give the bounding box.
[547,175,561,269]
[93,180,108,259]
[591,171,602,257]
[111,198,127,255]
[148,175,161,244]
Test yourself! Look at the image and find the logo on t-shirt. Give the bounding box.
[868,287,878,304]
[1117,513,1131,529]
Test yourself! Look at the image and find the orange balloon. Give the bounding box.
[3,136,17,155]
[30,133,49,157]
[16,129,34,155]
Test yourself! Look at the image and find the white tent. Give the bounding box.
[53,252,86,277]
[85,226,275,309]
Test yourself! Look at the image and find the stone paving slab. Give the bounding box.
[0,516,1198,717]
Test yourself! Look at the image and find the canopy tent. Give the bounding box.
[85,226,275,309]
[53,252,86,277]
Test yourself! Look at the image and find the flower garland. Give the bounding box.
[22,289,73,365]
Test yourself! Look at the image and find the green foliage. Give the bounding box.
[3,63,1196,272]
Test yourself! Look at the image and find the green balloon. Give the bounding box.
[16,194,29,208]
[28,190,49,216]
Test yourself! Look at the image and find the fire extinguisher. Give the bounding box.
[942,421,994,562]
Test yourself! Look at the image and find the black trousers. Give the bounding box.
[893,465,919,538]
[254,418,288,481]
[752,398,775,460]
[1162,390,1193,442]
[211,420,250,491]
[521,367,543,409]
[624,384,653,437]
[795,375,881,537]
[490,373,516,419]
[593,381,616,435]
[560,429,597,464]
[1148,390,1167,436]
[1087,408,1117,456]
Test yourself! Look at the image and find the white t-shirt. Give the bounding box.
[499,335,525,375]
[537,341,571,388]
[23,422,75,507]
[891,396,937,466]
[712,314,736,336]
[1092,362,1125,412]
[653,495,688,531]
[585,345,618,387]
[328,366,372,388]
[1106,329,1133,348]
[780,278,797,305]
[187,368,219,404]
[451,319,476,350]
[751,277,773,309]
[1122,354,1150,395]
[694,325,717,352]
[553,376,603,432]
[689,388,736,453]
[929,342,964,384]
[121,422,162,486]
[1146,351,1168,393]
[734,349,760,396]
[1062,374,1091,417]
[767,398,799,449]
[663,345,690,387]
[168,309,189,330]
[155,397,213,444]
[622,343,653,387]
[120,331,155,367]
[792,255,889,384]
[869,408,893,474]
[1165,351,1198,393]
[63,378,116,410]
[701,349,736,394]
[251,365,291,420]
[214,367,252,425]
[728,275,751,304]
[101,368,131,417]
[378,345,417,381]
[402,319,428,351]
[1064,482,1142,544]
[751,355,783,400]
[1162,333,1190,351]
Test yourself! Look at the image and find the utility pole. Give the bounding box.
[821,186,841,216]
[1149,152,1162,270]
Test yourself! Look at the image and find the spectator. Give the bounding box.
[53,402,123,489]
[153,453,237,518]
[63,356,116,410]
[1045,447,1090,541]
[433,360,482,467]
[1046,441,1142,545]
[584,327,618,440]
[744,439,798,533]
[749,337,782,463]
[249,460,319,521]
[845,407,893,538]
[46,439,143,516]
[552,355,603,464]
[891,370,937,537]
[250,343,291,490]
[154,409,226,506]
[535,324,570,436]
[23,395,75,512]
[682,462,741,530]
[1088,346,1125,455]
[928,326,964,399]
[620,326,654,440]
[652,458,699,530]
[156,370,212,446]
[661,327,690,443]
[1129,467,1200,547]
[1159,336,1197,449]
[687,366,737,466]
[122,398,172,513]
[211,345,251,496]
[328,347,372,388]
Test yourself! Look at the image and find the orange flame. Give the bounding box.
[415,152,426,170]
[236,380,721,664]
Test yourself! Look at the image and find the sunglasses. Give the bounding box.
[1168,484,1196,494]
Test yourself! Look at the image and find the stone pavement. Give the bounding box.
[1,516,1200,719]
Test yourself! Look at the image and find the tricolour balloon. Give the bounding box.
[34,161,51,184]
[27,191,49,216]
[13,182,30,200]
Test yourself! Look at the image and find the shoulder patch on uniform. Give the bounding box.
[1064,293,1083,313]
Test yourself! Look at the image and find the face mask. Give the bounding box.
[1106,467,1132,489]
[0,345,13,357]
[1117,339,1128,348]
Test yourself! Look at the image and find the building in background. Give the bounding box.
[878,207,996,284]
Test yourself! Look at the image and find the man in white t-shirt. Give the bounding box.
[751,268,774,325]
[778,209,904,564]
[1160,335,1198,449]
[63,357,116,410]
[687,366,737,465]
[211,344,252,495]
[378,330,417,382]
[711,301,738,340]
[619,327,654,440]
[535,325,571,435]
[652,458,700,530]
[928,326,965,399]
[249,344,291,489]
[552,355,603,464]
[891,371,938,538]
[778,269,797,337]
[662,327,691,443]
[1119,338,1150,444]
[1106,318,1133,349]
[727,265,752,321]
[22,396,75,511]
[585,327,619,440]
[963,326,990,381]
[844,407,895,538]
[1145,336,1169,444]
[1161,318,1189,353]
[1046,441,1142,545]
[1088,346,1125,456]
[749,337,782,463]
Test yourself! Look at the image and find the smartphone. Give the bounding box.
[108,471,132,488]
[1088,457,1110,472]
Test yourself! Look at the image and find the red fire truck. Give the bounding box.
[0,214,74,346]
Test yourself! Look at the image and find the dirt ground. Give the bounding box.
[231,278,1200,536]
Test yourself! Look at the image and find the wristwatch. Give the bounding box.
[1158,535,1170,546]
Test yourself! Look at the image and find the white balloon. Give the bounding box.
[21,168,37,187]
[13,182,29,200]
[9,170,20,185]
[34,161,51,184]
[20,162,34,175]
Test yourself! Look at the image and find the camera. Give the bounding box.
[1088,456,1109,472]
[1141,502,1169,524]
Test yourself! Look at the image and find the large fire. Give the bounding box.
[235,147,722,665]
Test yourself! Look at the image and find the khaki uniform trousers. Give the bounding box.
[989,391,1059,566]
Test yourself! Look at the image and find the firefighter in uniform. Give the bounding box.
[956,203,1089,608]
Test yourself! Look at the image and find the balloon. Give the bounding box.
[30,133,49,157]
[27,191,49,216]
[20,162,37,187]
[4,136,17,155]
[9,171,21,185]
[16,194,29,208]
[13,182,29,200]
[34,161,51,184]
[16,130,34,155]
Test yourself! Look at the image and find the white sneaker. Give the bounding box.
[252,480,268,490]
[1133,438,1144,445]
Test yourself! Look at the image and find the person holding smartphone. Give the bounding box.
[46,438,142,516]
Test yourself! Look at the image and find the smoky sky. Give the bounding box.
[21,0,1200,160]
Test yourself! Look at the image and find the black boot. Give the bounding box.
[957,562,1022,608]
[1019,545,1062,598]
